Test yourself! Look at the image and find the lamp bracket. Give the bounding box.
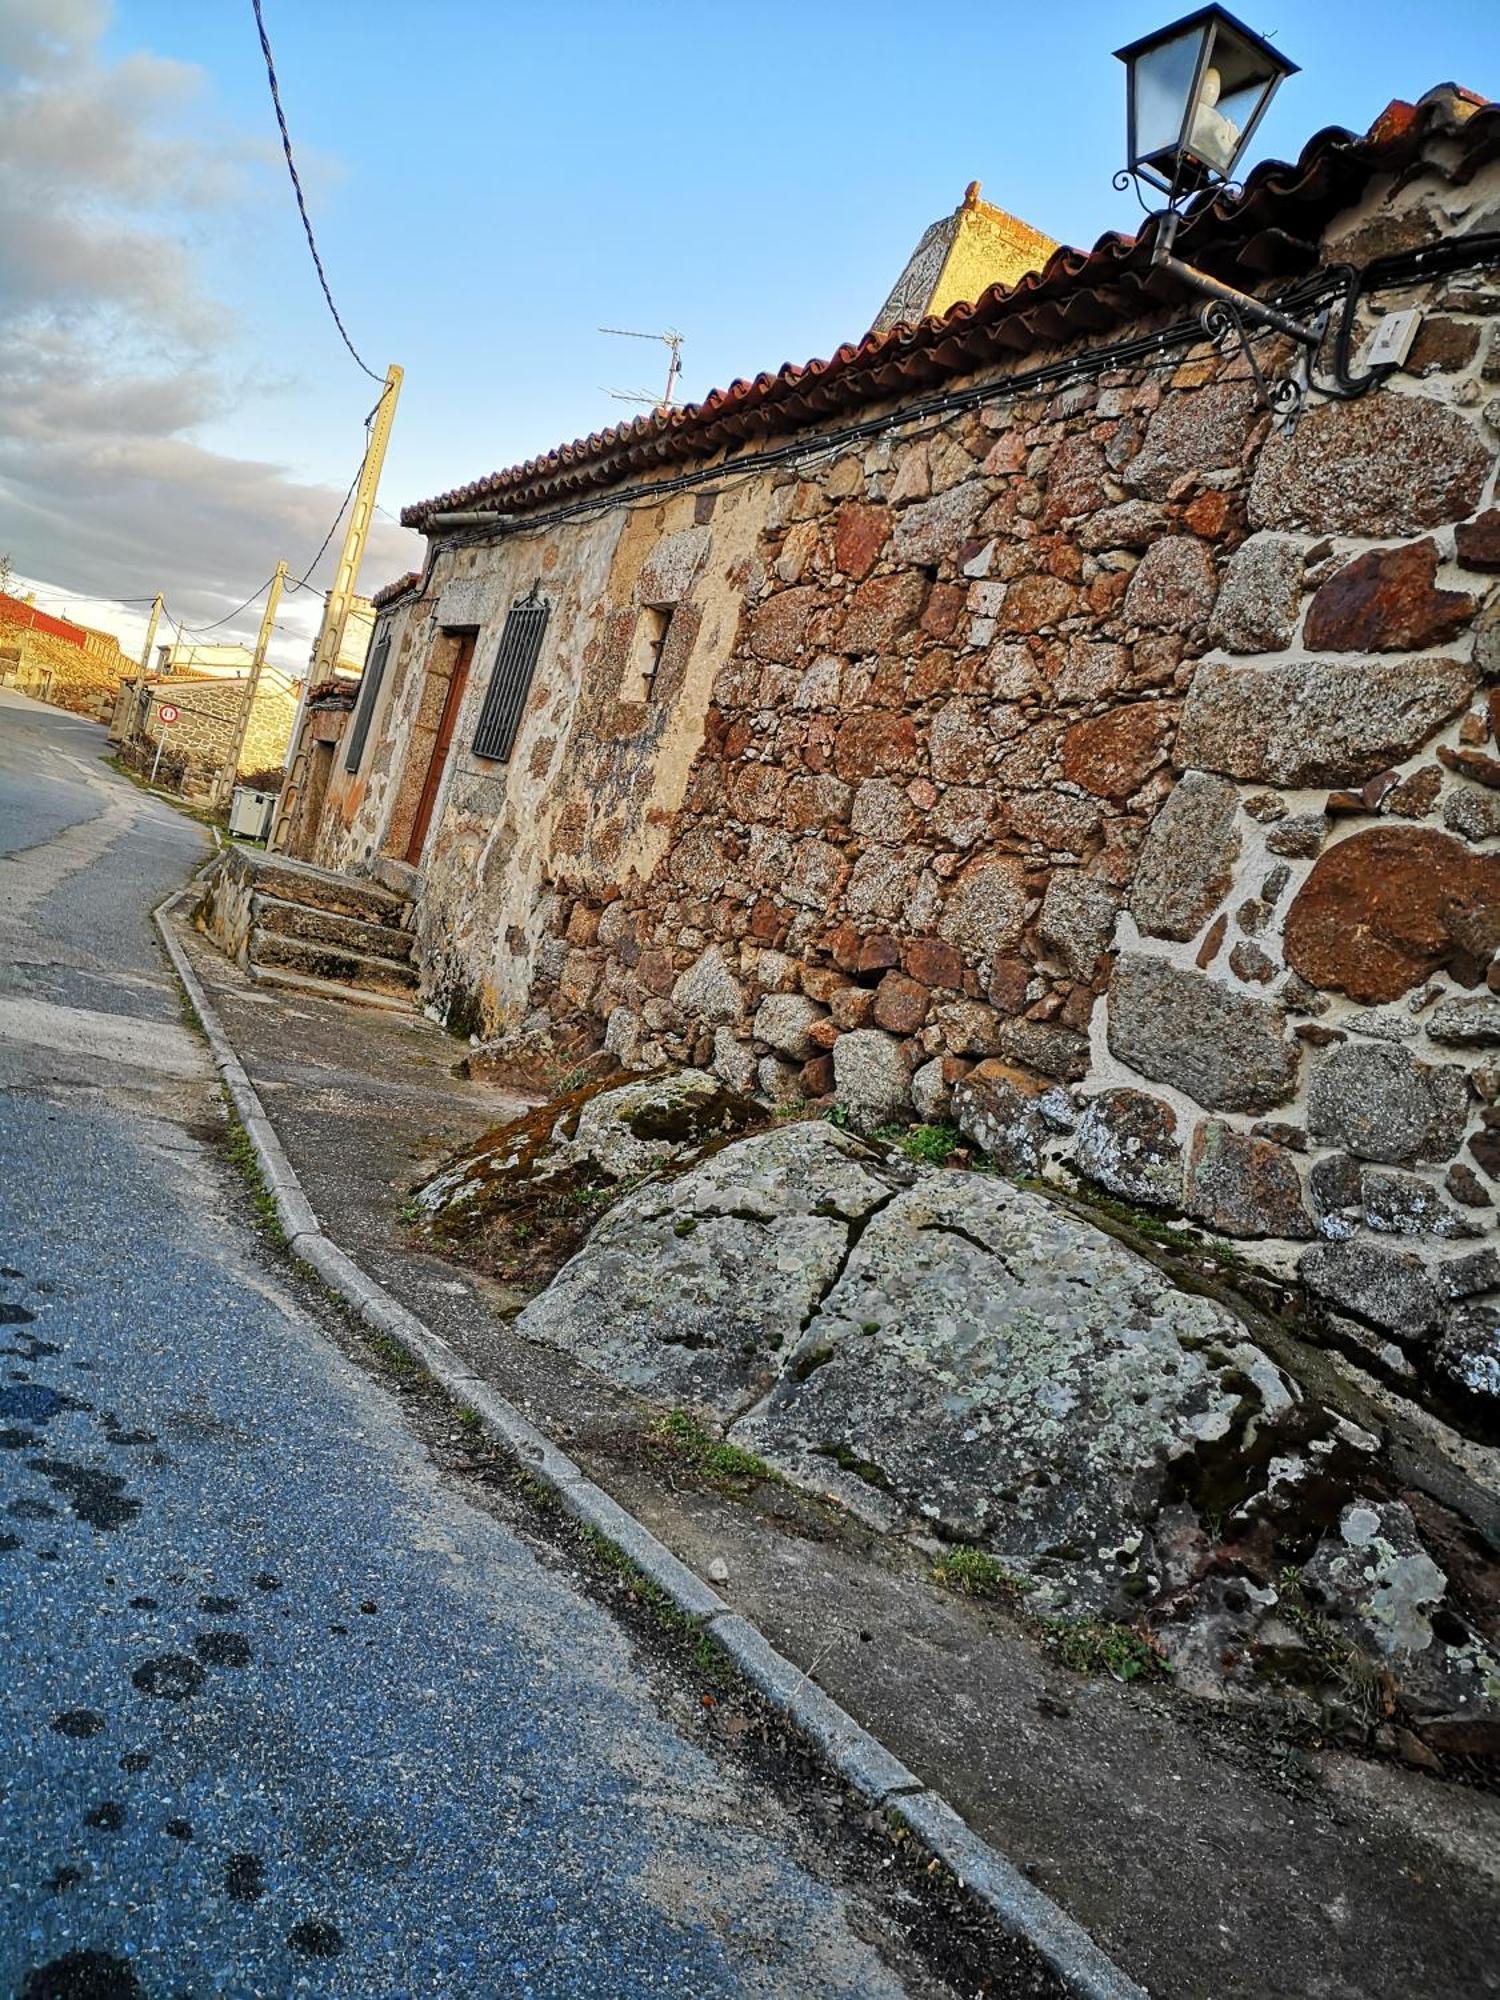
[1148,212,1393,423]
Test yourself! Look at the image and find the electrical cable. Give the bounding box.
[416,233,1500,557]
[249,0,383,384]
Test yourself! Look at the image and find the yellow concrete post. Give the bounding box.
[271,363,402,853]
[216,561,286,809]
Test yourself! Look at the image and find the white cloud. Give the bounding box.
[0,0,420,670]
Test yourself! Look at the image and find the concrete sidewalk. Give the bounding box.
[170,904,1500,2000]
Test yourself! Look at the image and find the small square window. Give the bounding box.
[622,604,672,702]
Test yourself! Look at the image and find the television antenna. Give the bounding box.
[599,326,684,410]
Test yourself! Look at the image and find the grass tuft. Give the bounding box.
[1040,1616,1172,1682]
[931,1545,1036,1603]
[652,1407,780,1488]
[220,1094,289,1249]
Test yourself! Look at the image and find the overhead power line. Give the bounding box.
[249,0,383,385]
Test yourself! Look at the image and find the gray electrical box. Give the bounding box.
[1361,307,1423,372]
[228,786,277,841]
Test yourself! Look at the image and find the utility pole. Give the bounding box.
[309,363,402,691]
[134,592,163,746]
[216,561,285,810]
[138,593,163,677]
[272,363,402,853]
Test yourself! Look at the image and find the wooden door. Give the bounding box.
[405,631,475,865]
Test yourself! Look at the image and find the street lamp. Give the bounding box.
[1114,8,1386,419]
[1115,7,1298,201]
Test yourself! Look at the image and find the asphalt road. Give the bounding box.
[0,692,937,1999]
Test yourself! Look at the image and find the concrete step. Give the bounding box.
[244,963,420,1014]
[250,892,416,964]
[230,851,411,929]
[248,926,420,997]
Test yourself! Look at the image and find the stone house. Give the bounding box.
[0,591,133,718]
[110,667,302,795]
[283,85,1500,1433]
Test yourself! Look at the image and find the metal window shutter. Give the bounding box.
[344,627,392,772]
[472,593,549,762]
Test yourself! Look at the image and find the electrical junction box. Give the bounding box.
[228,786,277,842]
[1361,307,1423,372]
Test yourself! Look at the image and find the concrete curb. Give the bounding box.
[154,884,1149,2000]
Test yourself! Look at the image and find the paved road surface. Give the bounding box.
[0,691,941,1998]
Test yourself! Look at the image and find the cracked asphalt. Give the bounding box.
[0,692,945,1998]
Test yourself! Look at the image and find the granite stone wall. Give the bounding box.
[328,149,1500,1439]
[528,277,1500,1440]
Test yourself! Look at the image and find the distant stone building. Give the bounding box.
[871,182,1058,335]
[0,591,133,718]
[274,87,1500,1438]
[110,668,302,796]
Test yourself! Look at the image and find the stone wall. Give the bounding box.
[114,673,299,795]
[319,143,1500,1441]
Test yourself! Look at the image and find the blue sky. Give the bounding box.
[2,0,1496,665]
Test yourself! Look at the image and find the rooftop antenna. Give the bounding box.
[599,326,683,411]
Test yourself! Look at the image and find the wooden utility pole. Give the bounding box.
[138,593,163,673]
[216,561,285,809]
[271,364,402,854]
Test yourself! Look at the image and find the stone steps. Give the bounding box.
[248,926,420,997]
[245,963,421,1013]
[234,853,410,928]
[250,892,417,964]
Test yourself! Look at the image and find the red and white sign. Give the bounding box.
[156,702,180,725]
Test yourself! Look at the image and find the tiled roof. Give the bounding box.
[370,571,421,609]
[404,86,1498,531]
[0,591,90,647]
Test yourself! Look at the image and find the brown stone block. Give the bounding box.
[748,898,786,942]
[805,1016,841,1052]
[799,963,846,1003]
[857,932,901,976]
[832,502,891,580]
[1185,1122,1314,1239]
[920,583,966,640]
[1404,317,1482,376]
[748,585,820,663]
[1181,489,1232,538]
[801,1054,835,1096]
[832,712,917,782]
[829,984,876,1029]
[1060,701,1175,800]
[987,955,1031,1015]
[999,573,1079,633]
[827,922,862,972]
[1303,539,1476,652]
[902,937,963,988]
[1285,825,1500,1004]
[872,971,930,1035]
[835,572,926,654]
[1457,510,1500,575]
[1196,913,1228,969]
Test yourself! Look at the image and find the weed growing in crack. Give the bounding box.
[651,1409,780,1489]
[220,1094,288,1249]
[931,1546,1036,1603]
[1040,1617,1172,1683]
[364,1329,426,1386]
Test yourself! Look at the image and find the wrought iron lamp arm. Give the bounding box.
[1149,211,1323,348]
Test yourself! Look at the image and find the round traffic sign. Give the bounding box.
[156,702,180,725]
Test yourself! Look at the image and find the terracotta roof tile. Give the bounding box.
[403,87,1499,530]
[370,570,421,609]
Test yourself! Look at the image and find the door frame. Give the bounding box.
[404,628,476,866]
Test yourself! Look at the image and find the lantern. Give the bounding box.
[1115,6,1298,198]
